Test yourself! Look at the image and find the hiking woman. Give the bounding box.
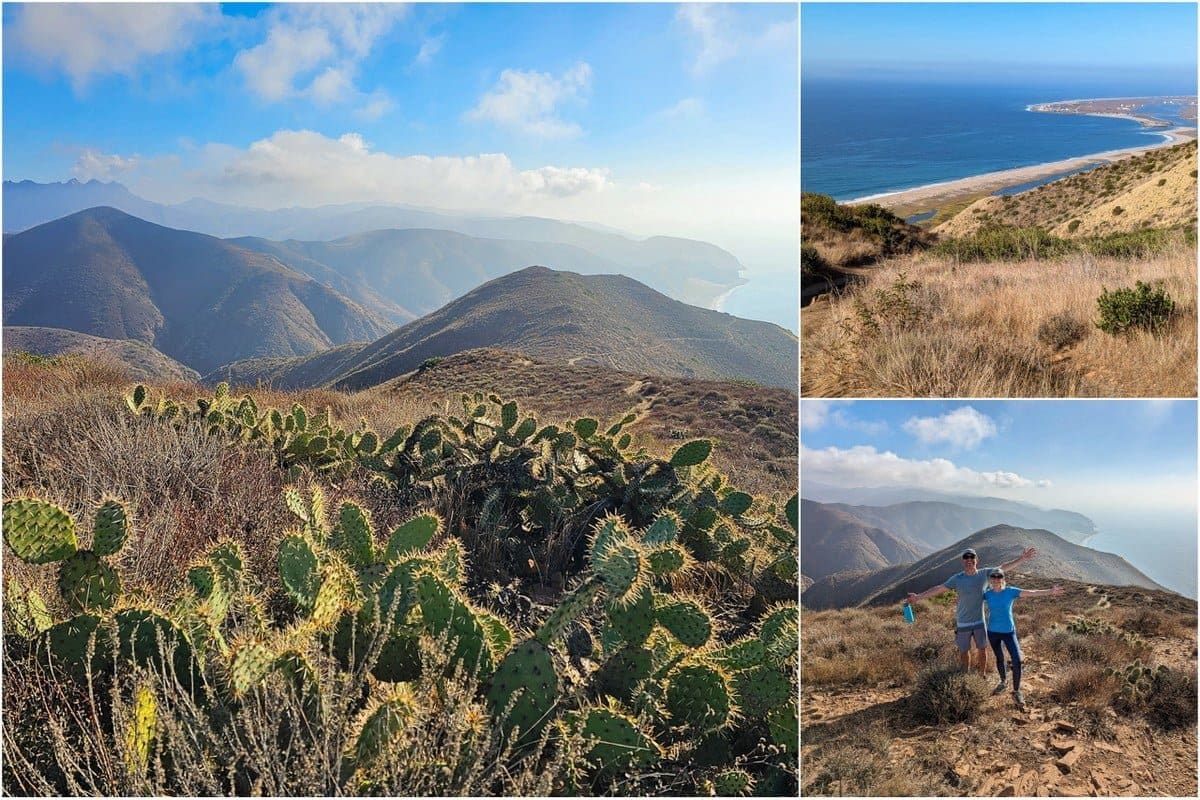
[983,568,1063,709]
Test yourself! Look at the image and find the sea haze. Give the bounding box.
[1083,508,1197,599]
[801,79,1194,201]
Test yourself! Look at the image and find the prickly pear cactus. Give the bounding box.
[577,705,660,772]
[3,497,79,564]
[664,663,734,732]
[124,682,157,776]
[487,639,558,746]
[92,498,130,557]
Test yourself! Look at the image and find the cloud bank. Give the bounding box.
[801,444,1049,492]
[465,63,593,138]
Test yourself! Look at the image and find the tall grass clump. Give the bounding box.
[904,667,990,725]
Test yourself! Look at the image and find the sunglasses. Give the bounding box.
[989,575,1005,580]
[962,556,976,561]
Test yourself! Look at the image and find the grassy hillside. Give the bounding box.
[3,326,199,382]
[937,140,1198,238]
[802,582,1196,796]
[2,207,390,373]
[2,353,798,795]
[212,266,798,392]
[802,228,1196,397]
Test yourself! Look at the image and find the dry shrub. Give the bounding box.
[1116,607,1168,637]
[1037,312,1089,350]
[905,667,990,726]
[1145,668,1198,730]
[1051,663,1118,707]
[1038,627,1146,666]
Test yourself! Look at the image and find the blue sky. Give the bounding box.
[801,400,1197,516]
[802,2,1198,89]
[1,3,797,272]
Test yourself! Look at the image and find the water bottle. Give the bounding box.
[903,602,915,624]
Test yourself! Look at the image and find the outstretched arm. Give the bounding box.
[906,584,950,604]
[1001,547,1038,573]
[1019,585,1063,598]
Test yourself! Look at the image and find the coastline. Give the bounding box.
[846,126,1196,210]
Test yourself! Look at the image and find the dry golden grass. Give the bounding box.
[801,243,1196,397]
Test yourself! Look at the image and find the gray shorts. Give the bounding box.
[955,623,988,651]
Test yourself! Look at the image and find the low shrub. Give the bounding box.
[1112,206,1125,216]
[1117,608,1168,637]
[1067,219,1082,233]
[802,243,831,278]
[1145,667,1198,730]
[1096,281,1176,335]
[1083,228,1173,258]
[1037,312,1088,350]
[1051,663,1117,707]
[1157,178,1167,186]
[905,667,989,725]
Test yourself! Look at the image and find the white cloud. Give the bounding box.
[801,400,889,435]
[1140,399,1180,429]
[8,3,218,92]
[801,444,1045,492]
[465,62,592,138]
[801,400,839,430]
[658,97,705,120]
[903,406,998,450]
[356,92,396,121]
[414,33,446,67]
[73,149,140,181]
[234,4,406,105]
[676,4,797,76]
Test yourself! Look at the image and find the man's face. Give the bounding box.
[962,555,977,573]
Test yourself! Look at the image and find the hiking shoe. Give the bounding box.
[1013,690,1025,708]
[992,681,1007,695]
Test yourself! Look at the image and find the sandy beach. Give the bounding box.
[847,126,1197,213]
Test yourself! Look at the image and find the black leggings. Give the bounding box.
[988,631,1023,690]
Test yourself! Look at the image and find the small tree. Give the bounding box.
[1096,281,1175,335]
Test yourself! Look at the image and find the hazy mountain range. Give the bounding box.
[3,207,389,373]
[800,482,1096,542]
[802,522,1166,610]
[3,179,744,309]
[207,265,798,390]
[3,206,796,391]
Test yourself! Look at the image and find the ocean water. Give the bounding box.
[719,266,799,333]
[1084,509,1197,599]
[802,80,1195,201]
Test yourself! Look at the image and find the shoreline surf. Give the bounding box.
[843,126,1196,209]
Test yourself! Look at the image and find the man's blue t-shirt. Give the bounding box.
[944,570,992,628]
[982,586,1023,633]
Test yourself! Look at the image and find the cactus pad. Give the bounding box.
[732,666,790,719]
[656,600,712,648]
[333,502,375,568]
[718,492,753,517]
[487,639,558,745]
[784,493,798,532]
[664,664,733,732]
[642,512,680,546]
[579,706,660,772]
[607,586,656,646]
[670,439,713,468]
[594,645,653,703]
[43,613,111,677]
[711,638,768,671]
[536,579,601,645]
[351,693,416,766]
[767,701,798,754]
[207,540,245,590]
[124,683,157,776]
[712,768,754,796]
[646,545,687,576]
[115,609,200,695]
[312,562,360,629]
[757,605,799,667]
[573,418,599,439]
[93,499,130,556]
[275,650,322,725]
[58,551,122,612]
[279,535,320,609]
[371,631,422,683]
[385,513,440,561]
[228,640,277,698]
[3,497,78,564]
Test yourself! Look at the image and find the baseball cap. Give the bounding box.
[961,548,977,559]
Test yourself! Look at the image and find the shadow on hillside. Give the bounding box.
[802,696,909,746]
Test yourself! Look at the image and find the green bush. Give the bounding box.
[1096,281,1176,335]
[1112,206,1124,216]
[1083,228,1173,258]
[1067,219,1082,233]
[801,244,830,278]
[931,226,1075,262]
[1157,178,1167,187]
[905,667,989,725]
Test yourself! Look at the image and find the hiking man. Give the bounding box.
[904,547,1038,673]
